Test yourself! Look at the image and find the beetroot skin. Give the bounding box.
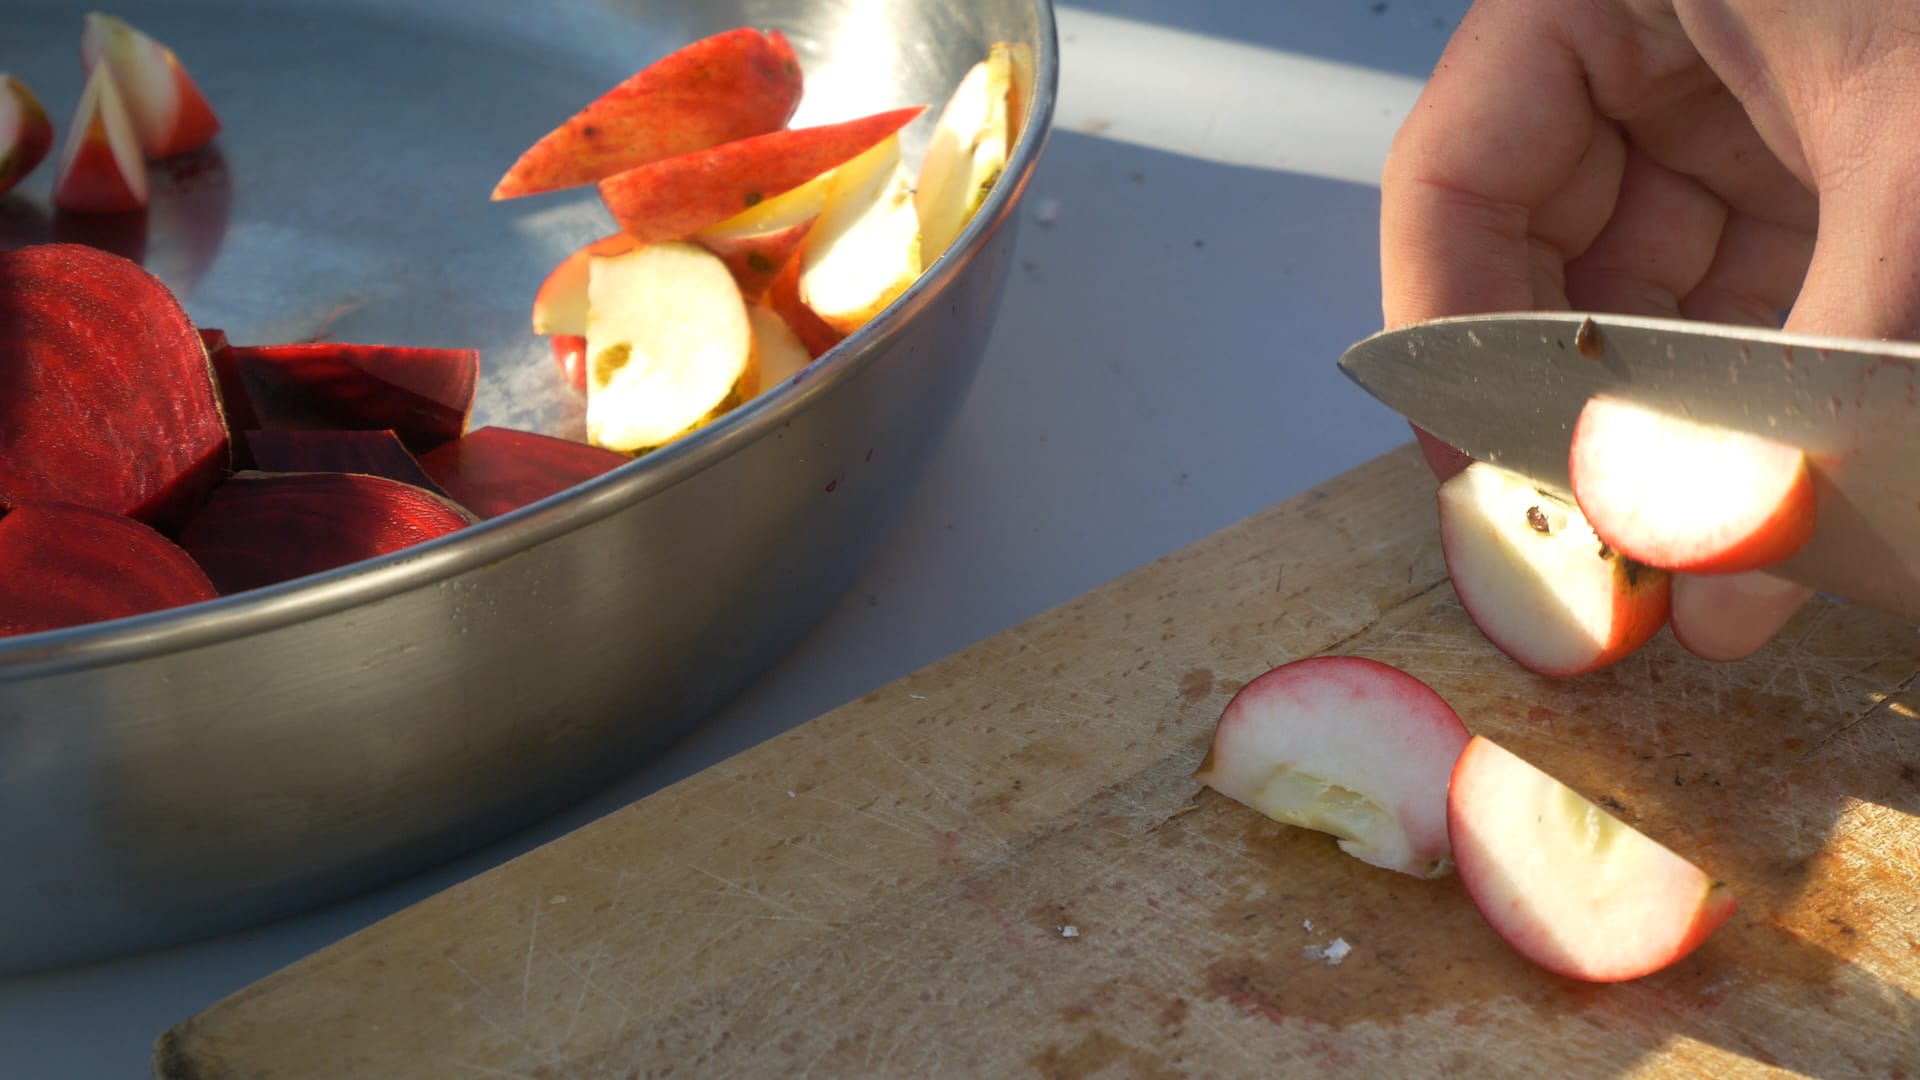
[177,471,477,595]
[0,502,218,636]
[0,244,229,530]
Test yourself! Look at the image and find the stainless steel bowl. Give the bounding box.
[0,0,1056,973]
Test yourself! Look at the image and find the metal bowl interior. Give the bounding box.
[0,0,1056,973]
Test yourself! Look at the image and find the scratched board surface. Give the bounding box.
[160,446,1920,1078]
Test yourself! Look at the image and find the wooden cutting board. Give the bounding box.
[157,445,1920,1078]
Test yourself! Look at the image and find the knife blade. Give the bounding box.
[1338,311,1920,621]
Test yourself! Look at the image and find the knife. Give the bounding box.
[1337,311,1920,621]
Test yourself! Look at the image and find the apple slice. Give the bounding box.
[530,232,638,338]
[492,27,803,200]
[597,106,925,245]
[1438,462,1670,678]
[584,241,753,453]
[1448,735,1738,981]
[416,426,630,520]
[0,243,226,531]
[766,250,843,358]
[222,340,480,453]
[178,471,477,595]
[79,12,220,160]
[800,133,922,335]
[1669,570,1814,662]
[1195,656,1472,878]
[0,75,54,196]
[53,61,147,213]
[915,44,1013,265]
[746,304,814,396]
[1570,394,1815,574]
[693,168,836,299]
[1,502,217,637]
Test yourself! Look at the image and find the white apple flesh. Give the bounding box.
[1438,462,1670,678]
[1669,570,1814,662]
[746,304,813,397]
[1570,394,1815,575]
[915,44,1013,264]
[1195,655,1472,878]
[80,12,221,160]
[800,133,921,335]
[584,241,753,453]
[1448,735,1737,982]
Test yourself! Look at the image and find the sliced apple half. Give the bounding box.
[0,74,54,196]
[1194,656,1472,878]
[1570,394,1815,574]
[915,44,1013,264]
[80,12,221,160]
[800,133,921,336]
[746,304,813,397]
[530,232,638,337]
[1448,735,1738,981]
[1438,462,1670,678]
[1669,570,1814,662]
[694,167,836,299]
[53,62,147,213]
[584,241,753,453]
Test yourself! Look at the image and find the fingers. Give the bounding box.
[1679,212,1812,326]
[1380,0,1610,326]
[1564,149,1728,318]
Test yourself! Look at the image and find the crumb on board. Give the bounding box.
[1059,925,1080,939]
[1303,937,1352,965]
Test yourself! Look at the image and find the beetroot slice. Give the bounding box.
[0,502,218,636]
[177,471,478,595]
[416,426,629,519]
[224,341,479,453]
[244,429,449,498]
[0,243,229,531]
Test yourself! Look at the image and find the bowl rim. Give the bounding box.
[0,1,1061,680]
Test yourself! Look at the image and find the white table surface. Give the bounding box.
[0,1,1469,1073]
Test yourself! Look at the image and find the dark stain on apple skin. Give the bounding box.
[1179,667,1213,703]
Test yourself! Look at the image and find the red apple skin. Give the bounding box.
[696,220,814,300]
[550,334,588,392]
[1569,395,1816,575]
[531,232,637,338]
[0,75,54,196]
[53,66,147,214]
[152,59,221,159]
[1447,735,1738,982]
[1412,425,1470,482]
[492,27,803,200]
[597,106,926,245]
[766,251,843,359]
[0,501,217,636]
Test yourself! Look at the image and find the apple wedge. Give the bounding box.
[1448,735,1738,981]
[800,133,922,335]
[1,501,217,637]
[492,27,803,200]
[1195,656,1472,878]
[1438,462,1670,678]
[1669,570,1814,662]
[53,61,148,213]
[551,333,588,392]
[0,244,226,531]
[584,241,754,453]
[80,12,221,160]
[767,250,843,358]
[1570,394,1815,575]
[693,167,837,298]
[0,75,54,196]
[597,105,925,245]
[915,44,1013,265]
[746,303,814,396]
[530,233,637,338]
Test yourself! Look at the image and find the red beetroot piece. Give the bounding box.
[222,341,479,454]
[416,426,629,520]
[244,429,448,498]
[177,471,477,595]
[0,243,228,531]
[0,501,217,636]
